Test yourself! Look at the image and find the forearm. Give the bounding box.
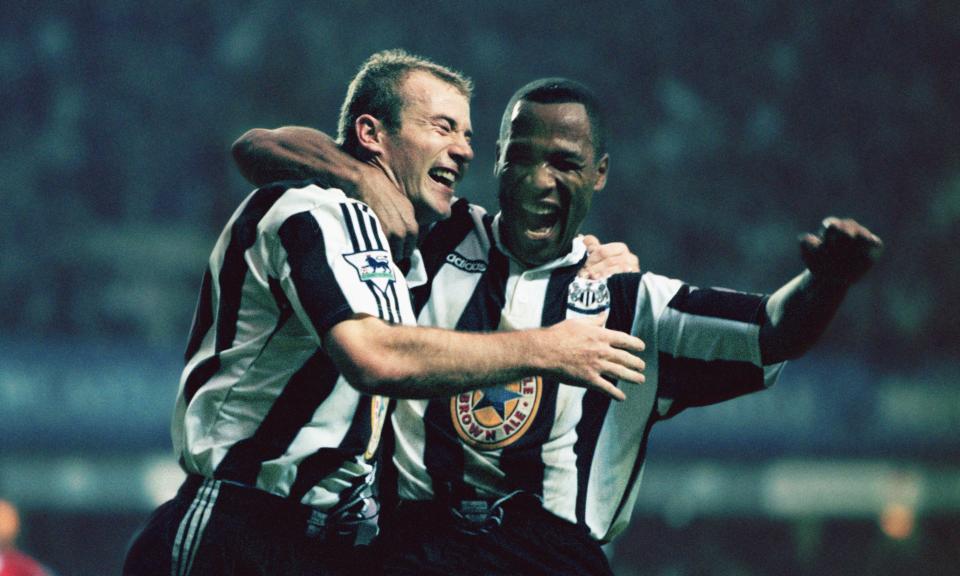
[231,126,364,190]
[759,217,882,364]
[759,270,848,364]
[329,320,551,398]
[325,315,644,400]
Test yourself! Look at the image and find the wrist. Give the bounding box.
[805,267,855,290]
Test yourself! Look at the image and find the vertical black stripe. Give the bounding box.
[379,284,394,323]
[422,243,510,501]
[184,269,214,362]
[374,282,394,324]
[215,351,340,485]
[481,212,496,244]
[387,281,403,323]
[573,390,612,527]
[287,394,374,501]
[498,262,580,494]
[183,185,288,402]
[379,401,400,511]
[365,211,384,251]
[267,275,290,313]
[352,204,373,249]
[183,357,221,405]
[572,272,642,526]
[365,283,387,321]
[288,448,351,502]
[340,204,360,251]
[606,273,643,332]
[215,187,288,351]
[338,394,374,453]
[279,211,354,336]
[412,198,477,314]
[451,247,510,331]
[383,283,396,322]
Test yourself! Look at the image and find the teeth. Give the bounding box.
[525,205,559,217]
[430,168,456,186]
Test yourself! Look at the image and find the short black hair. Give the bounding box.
[498,78,607,158]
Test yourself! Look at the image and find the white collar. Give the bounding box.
[404,248,428,288]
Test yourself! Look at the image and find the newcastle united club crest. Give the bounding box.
[566,276,610,322]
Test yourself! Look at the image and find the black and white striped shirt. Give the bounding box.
[172,181,416,510]
[386,198,785,542]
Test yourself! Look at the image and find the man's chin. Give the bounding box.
[516,237,564,267]
[416,203,452,225]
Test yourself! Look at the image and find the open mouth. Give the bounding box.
[428,167,458,189]
[523,205,561,240]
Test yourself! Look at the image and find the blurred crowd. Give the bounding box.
[3,1,958,374]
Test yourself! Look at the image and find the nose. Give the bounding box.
[532,163,556,192]
[449,134,474,166]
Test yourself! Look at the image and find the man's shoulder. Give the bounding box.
[249,179,360,231]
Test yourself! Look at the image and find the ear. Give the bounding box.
[593,153,610,192]
[355,114,387,156]
[493,141,502,176]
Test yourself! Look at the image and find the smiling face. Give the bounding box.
[379,70,474,225]
[495,100,608,267]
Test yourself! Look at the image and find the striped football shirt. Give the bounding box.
[385,198,785,542]
[171,180,416,510]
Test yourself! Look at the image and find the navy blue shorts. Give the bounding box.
[377,493,612,576]
[123,475,376,576]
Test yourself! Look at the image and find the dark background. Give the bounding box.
[2,1,958,574]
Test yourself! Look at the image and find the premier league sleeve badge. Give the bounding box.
[343,250,396,294]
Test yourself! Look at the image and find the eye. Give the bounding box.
[504,147,533,165]
[435,118,454,133]
[553,158,584,172]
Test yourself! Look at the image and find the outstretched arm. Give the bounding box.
[324,315,646,400]
[759,217,883,364]
[232,126,419,260]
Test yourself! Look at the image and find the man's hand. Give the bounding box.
[800,217,883,285]
[539,319,646,401]
[232,126,419,262]
[353,163,419,262]
[578,234,640,279]
[760,217,882,364]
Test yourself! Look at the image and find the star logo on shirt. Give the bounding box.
[450,376,542,450]
[473,386,524,422]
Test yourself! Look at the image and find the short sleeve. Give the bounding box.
[265,186,408,344]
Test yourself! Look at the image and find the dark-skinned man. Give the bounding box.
[233,77,881,575]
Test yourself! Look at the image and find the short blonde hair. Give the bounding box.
[337,49,473,155]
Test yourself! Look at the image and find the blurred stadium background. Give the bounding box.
[2,1,958,574]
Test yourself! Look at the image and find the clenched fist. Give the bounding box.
[800,217,883,285]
